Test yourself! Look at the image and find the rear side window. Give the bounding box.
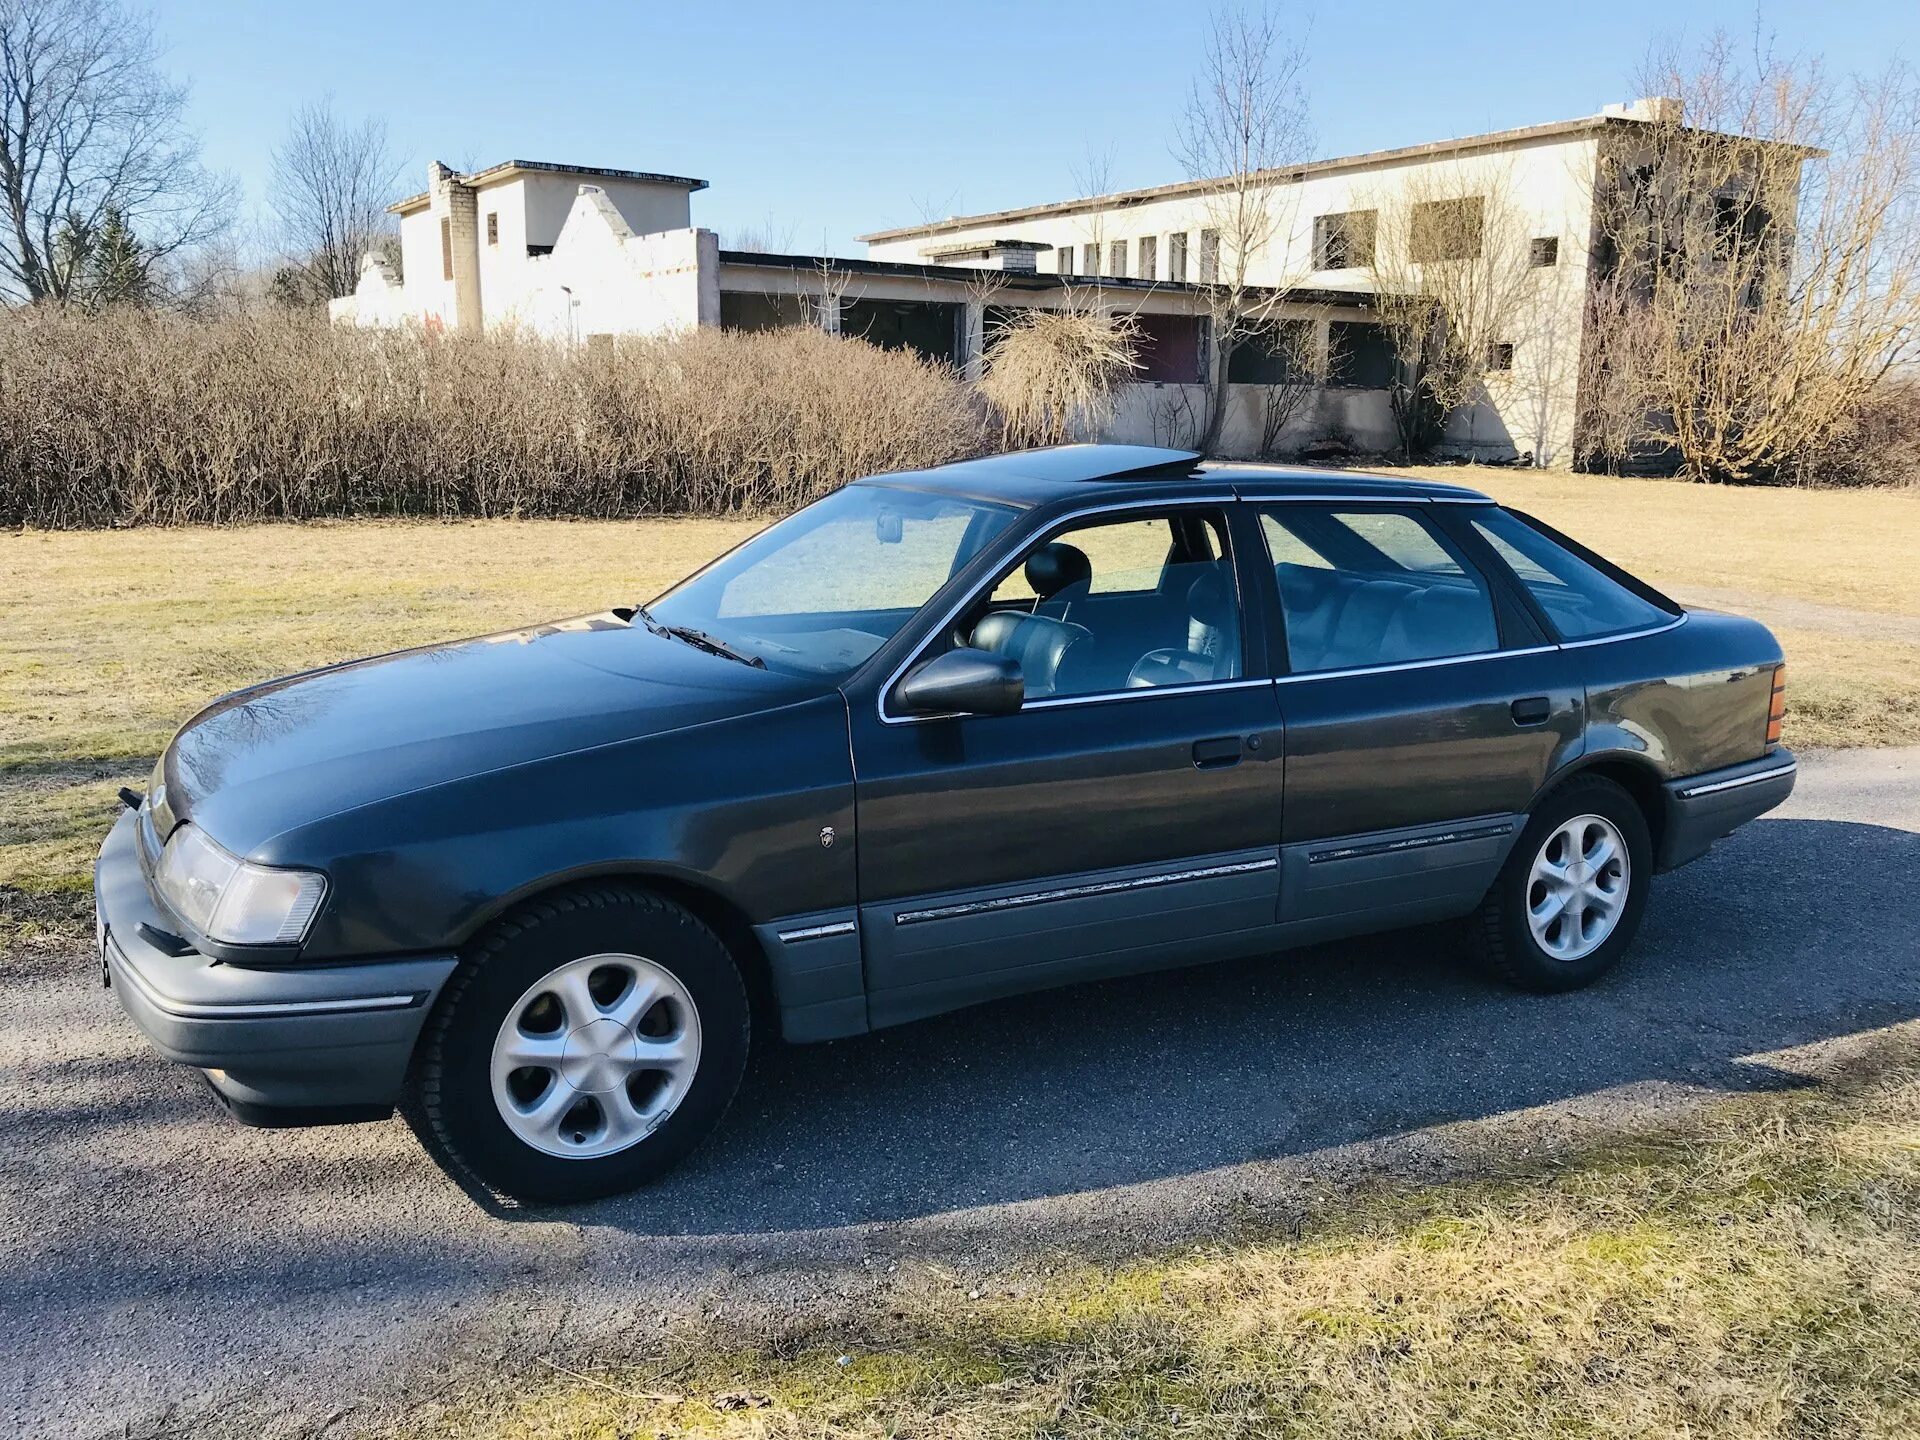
[1259,507,1499,673]
[1471,508,1670,640]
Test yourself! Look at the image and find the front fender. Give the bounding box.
[265,693,856,961]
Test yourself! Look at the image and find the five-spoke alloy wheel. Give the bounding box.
[1471,775,1652,993]
[408,885,749,1204]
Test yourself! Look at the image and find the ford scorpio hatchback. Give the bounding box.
[97,445,1797,1202]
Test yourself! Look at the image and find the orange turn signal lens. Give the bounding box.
[1766,664,1787,744]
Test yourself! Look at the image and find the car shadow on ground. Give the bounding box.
[540,815,1920,1235]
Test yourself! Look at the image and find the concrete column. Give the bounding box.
[962,301,985,381]
[427,161,482,332]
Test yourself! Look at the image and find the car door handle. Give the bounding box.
[1510,696,1552,726]
[1192,736,1243,769]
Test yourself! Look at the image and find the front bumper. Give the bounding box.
[1658,747,1798,871]
[94,808,458,1125]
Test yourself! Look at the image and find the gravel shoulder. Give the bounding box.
[1,746,1915,1439]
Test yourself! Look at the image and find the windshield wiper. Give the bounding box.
[666,625,766,668]
[624,603,765,668]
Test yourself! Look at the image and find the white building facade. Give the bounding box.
[332,99,1779,468]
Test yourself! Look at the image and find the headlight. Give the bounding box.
[154,824,327,946]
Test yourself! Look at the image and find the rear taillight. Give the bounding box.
[1766,664,1787,747]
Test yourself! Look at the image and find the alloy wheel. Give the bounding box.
[488,953,702,1160]
[1525,813,1631,962]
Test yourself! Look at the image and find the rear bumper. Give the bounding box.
[94,808,458,1124]
[1659,748,1797,871]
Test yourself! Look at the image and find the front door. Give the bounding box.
[847,504,1285,1028]
[1252,502,1584,934]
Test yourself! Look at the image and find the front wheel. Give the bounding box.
[1470,776,1652,993]
[408,885,750,1204]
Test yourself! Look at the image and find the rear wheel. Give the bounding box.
[409,885,749,1204]
[1470,775,1652,993]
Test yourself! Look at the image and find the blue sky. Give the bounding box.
[164,0,1914,256]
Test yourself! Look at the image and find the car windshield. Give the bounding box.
[647,483,1020,679]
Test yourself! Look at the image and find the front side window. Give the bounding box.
[959,510,1242,701]
[650,484,1017,678]
[1471,508,1671,639]
[1260,507,1499,673]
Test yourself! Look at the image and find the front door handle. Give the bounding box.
[1510,696,1552,726]
[1192,736,1243,769]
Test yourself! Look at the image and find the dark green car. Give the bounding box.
[97,445,1795,1202]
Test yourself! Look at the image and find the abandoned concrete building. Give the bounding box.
[330,98,1799,467]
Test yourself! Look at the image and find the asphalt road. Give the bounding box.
[3,746,1917,1438]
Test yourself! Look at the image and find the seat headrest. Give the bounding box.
[1026,542,1092,600]
[1187,566,1236,628]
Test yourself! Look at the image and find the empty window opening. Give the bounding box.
[1529,235,1559,267]
[1199,229,1220,283]
[1137,235,1157,280]
[1313,210,1377,269]
[1486,341,1515,372]
[1109,239,1128,278]
[439,217,453,281]
[1168,232,1189,283]
[486,212,499,246]
[1409,196,1484,262]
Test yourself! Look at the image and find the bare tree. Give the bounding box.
[0,0,234,303]
[1365,166,1536,458]
[1174,5,1313,454]
[1580,37,1920,482]
[268,97,404,303]
[1249,314,1324,456]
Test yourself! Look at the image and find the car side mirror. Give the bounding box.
[895,647,1024,717]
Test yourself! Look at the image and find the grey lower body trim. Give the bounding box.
[895,857,1278,927]
[1660,747,1797,871]
[1675,760,1797,799]
[863,847,1282,1030]
[1282,813,1522,929]
[755,908,867,1043]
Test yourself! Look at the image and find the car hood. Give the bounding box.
[157,612,830,855]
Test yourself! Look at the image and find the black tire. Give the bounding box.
[407,884,750,1204]
[1469,774,1653,993]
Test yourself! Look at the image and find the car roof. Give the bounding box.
[856,444,1494,508]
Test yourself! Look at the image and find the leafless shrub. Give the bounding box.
[0,310,988,527]
[976,301,1141,448]
[1780,378,1920,487]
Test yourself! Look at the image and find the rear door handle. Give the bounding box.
[1192,736,1243,769]
[1510,696,1552,726]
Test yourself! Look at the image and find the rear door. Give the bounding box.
[1254,502,1584,936]
[846,502,1286,1028]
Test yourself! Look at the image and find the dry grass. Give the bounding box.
[4,466,1916,946]
[0,310,985,527]
[375,1031,1920,1439]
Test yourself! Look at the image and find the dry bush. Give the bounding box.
[977,303,1140,449]
[1782,377,1920,487]
[0,309,986,527]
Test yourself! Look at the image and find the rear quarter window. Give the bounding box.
[1472,508,1671,640]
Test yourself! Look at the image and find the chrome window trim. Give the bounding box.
[1021,677,1272,711]
[1553,613,1688,648]
[1675,761,1797,800]
[895,855,1278,927]
[775,920,858,944]
[876,492,1241,727]
[1239,492,1491,505]
[1273,645,1556,685]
